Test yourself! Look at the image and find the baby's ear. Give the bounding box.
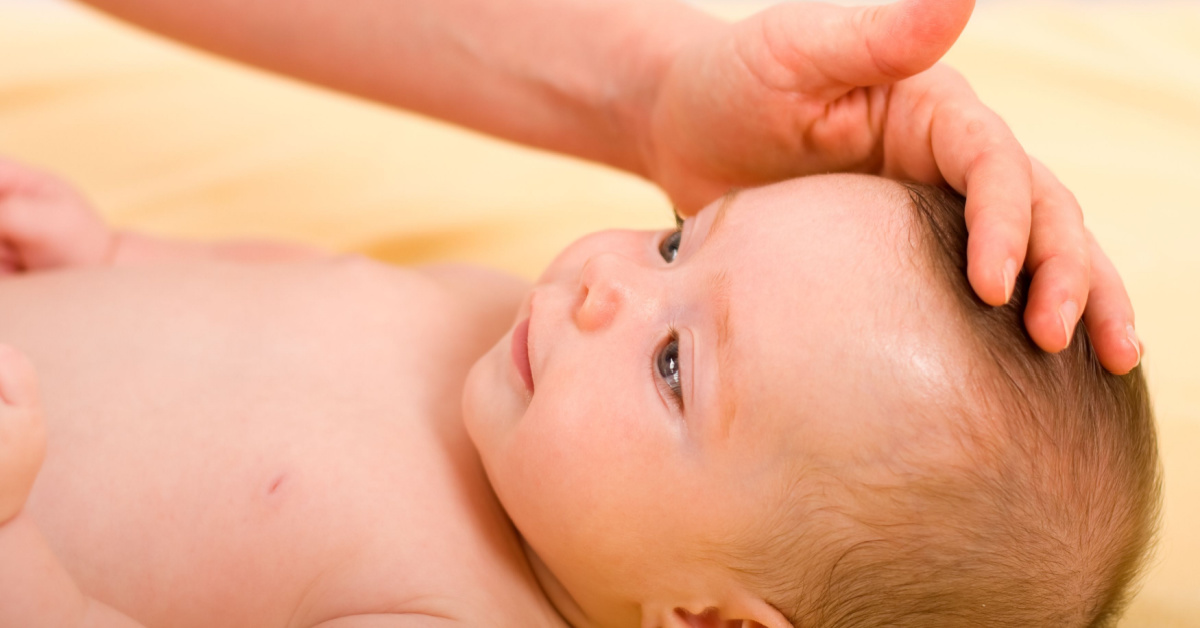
[661,599,792,628]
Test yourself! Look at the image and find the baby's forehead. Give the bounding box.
[710,176,971,467]
[708,175,922,311]
[713,174,913,241]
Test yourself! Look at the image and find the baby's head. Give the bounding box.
[463,174,1160,628]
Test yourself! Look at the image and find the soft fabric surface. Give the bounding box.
[0,2,1196,625]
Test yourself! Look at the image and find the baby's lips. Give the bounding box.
[511,316,534,395]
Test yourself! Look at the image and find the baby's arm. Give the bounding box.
[111,232,328,265]
[0,346,145,627]
[0,158,327,272]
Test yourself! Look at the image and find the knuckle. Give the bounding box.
[963,142,1030,184]
[1032,186,1084,222]
[1031,226,1088,260]
[931,64,967,84]
[1028,253,1090,296]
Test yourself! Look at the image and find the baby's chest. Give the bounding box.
[30,355,507,627]
[11,262,521,626]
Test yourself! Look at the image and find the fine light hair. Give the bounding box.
[729,183,1161,627]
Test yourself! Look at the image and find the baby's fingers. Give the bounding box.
[1022,159,1089,353]
[1081,232,1141,375]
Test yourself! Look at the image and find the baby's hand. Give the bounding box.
[0,345,46,526]
[0,157,115,274]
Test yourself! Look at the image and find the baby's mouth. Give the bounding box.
[511,317,535,395]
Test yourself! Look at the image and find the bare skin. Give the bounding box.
[0,166,565,627]
[0,159,1142,628]
[0,162,926,628]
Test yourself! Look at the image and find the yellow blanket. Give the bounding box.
[1,2,1197,625]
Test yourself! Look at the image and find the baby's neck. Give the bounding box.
[521,537,591,628]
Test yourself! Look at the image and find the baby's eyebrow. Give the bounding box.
[706,189,739,241]
[710,269,736,439]
[697,190,740,438]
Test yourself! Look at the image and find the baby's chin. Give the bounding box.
[460,322,526,461]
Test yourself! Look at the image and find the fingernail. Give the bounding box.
[1058,300,1078,347]
[1002,258,1018,302]
[1126,324,1142,368]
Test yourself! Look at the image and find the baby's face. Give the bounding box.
[463,174,969,624]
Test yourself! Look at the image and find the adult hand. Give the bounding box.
[644,0,1140,374]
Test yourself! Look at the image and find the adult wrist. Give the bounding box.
[607,1,723,181]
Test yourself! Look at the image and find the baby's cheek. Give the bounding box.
[508,400,596,493]
[519,398,627,480]
[495,405,600,552]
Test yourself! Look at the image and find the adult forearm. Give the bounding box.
[73,0,722,177]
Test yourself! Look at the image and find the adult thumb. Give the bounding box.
[803,0,975,87]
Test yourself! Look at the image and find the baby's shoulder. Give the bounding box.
[417,263,530,326]
[320,256,528,352]
[324,257,528,340]
[310,256,527,320]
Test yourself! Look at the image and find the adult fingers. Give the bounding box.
[750,0,973,97]
[924,83,1033,307]
[1022,159,1089,353]
[1081,231,1141,375]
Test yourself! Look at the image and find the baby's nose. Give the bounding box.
[574,253,635,332]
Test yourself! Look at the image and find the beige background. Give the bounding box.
[0,1,1197,625]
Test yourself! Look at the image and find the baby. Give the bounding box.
[0,160,1159,627]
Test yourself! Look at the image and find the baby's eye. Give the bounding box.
[658,229,682,263]
[656,334,683,407]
